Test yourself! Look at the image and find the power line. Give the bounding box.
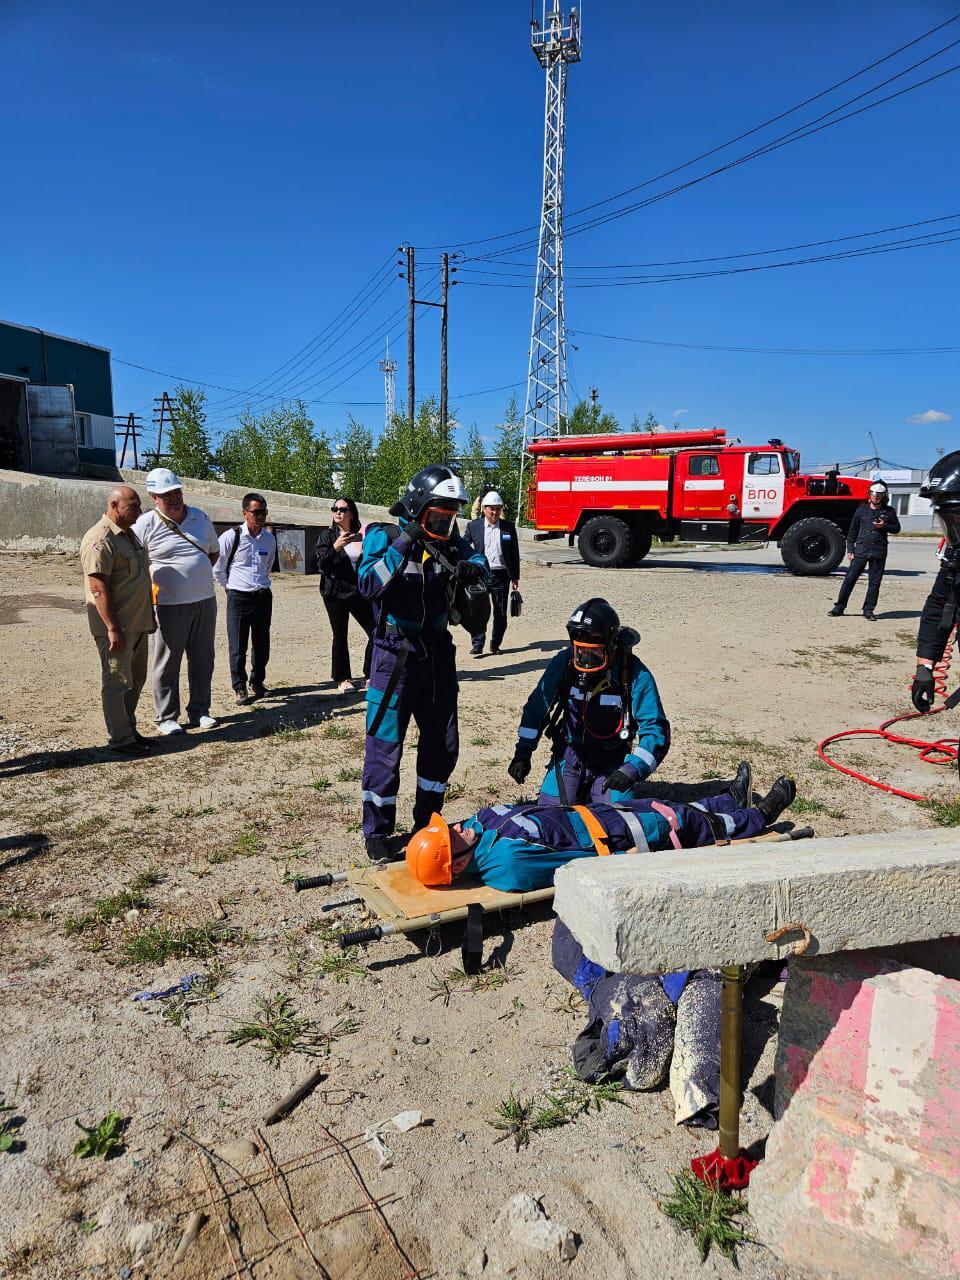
[420,14,960,255]
[568,327,960,356]
[469,47,960,262]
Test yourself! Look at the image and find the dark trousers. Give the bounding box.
[835,553,886,614]
[471,568,511,652]
[226,589,272,691]
[322,594,374,682]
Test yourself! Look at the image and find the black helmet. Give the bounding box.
[567,599,620,675]
[920,451,960,546]
[389,465,469,539]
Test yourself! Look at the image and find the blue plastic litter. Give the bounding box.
[132,974,205,1002]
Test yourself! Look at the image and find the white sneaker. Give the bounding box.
[156,720,183,736]
[188,714,218,729]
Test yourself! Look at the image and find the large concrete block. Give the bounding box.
[750,953,960,1279]
[552,830,960,974]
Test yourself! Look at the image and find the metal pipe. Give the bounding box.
[718,964,744,1160]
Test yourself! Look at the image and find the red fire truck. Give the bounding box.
[527,429,872,575]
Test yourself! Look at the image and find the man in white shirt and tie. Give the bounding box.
[464,490,521,657]
[213,492,277,705]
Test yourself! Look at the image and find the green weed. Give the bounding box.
[65,888,151,936]
[694,730,777,758]
[791,796,845,820]
[321,722,352,741]
[120,920,238,967]
[73,1112,125,1160]
[128,867,165,890]
[228,994,359,1064]
[488,1070,623,1150]
[336,766,362,782]
[313,947,367,983]
[470,735,492,748]
[922,795,960,826]
[310,776,332,792]
[427,962,520,1005]
[77,1219,99,1237]
[271,721,307,742]
[0,1098,17,1153]
[658,1170,752,1263]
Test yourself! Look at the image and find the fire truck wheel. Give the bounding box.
[780,517,845,575]
[578,515,633,568]
[631,531,653,563]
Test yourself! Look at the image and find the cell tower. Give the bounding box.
[378,340,397,430]
[519,2,581,509]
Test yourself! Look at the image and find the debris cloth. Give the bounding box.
[552,919,721,1128]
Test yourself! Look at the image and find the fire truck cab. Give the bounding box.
[527,430,871,575]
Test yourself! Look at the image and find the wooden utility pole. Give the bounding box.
[406,245,416,427]
[152,392,177,464]
[440,252,449,459]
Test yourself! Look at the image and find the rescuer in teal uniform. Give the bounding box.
[507,599,670,806]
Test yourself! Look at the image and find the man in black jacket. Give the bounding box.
[911,451,960,741]
[464,490,520,656]
[829,480,901,621]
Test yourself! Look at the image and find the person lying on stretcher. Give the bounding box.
[405,770,797,892]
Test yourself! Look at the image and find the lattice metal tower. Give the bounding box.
[378,340,397,430]
[519,2,581,510]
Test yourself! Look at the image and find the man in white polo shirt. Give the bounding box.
[213,492,277,705]
[133,468,220,735]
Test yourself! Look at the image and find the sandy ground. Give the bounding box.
[0,541,951,1280]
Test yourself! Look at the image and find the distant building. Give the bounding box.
[844,462,935,533]
[0,318,115,476]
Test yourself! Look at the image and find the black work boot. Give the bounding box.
[863,611,878,622]
[728,760,754,809]
[756,776,797,824]
[828,605,844,617]
[365,835,391,864]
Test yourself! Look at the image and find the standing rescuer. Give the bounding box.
[357,465,489,862]
[911,452,960,755]
[829,479,900,621]
[508,598,670,805]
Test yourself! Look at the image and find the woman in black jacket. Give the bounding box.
[314,496,374,693]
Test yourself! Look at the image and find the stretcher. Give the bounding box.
[292,826,816,967]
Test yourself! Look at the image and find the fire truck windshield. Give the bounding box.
[784,451,800,476]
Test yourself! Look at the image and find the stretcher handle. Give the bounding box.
[340,925,384,947]
[293,872,347,892]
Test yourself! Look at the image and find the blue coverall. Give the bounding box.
[358,521,488,839]
[513,648,670,805]
[459,792,765,893]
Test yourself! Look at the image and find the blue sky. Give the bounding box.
[2,0,958,469]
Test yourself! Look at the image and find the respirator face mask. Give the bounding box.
[571,639,609,674]
[935,506,960,549]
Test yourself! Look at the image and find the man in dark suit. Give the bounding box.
[465,490,520,656]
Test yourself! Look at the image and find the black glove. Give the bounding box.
[458,560,486,585]
[911,666,935,714]
[508,755,531,785]
[601,768,634,795]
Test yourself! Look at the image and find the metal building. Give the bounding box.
[0,318,115,476]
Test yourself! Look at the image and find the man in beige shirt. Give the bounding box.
[80,486,156,756]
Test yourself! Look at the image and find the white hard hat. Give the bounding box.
[868,481,887,493]
[482,490,505,507]
[146,467,183,495]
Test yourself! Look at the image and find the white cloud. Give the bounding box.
[906,409,951,425]
[672,408,688,417]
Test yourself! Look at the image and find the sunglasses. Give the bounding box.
[247,508,267,518]
[331,506,352,514]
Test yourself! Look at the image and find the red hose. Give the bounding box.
[817,631,958,802]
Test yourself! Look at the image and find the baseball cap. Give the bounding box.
[145,467,183,495]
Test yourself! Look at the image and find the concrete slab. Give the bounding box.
[552,830,960,973]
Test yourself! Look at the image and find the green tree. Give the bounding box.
[455,423,490,513]
[565,398,620,436]
[216,401,333,496]
[642,411,659,433]
[365,398,445,508]
[491,395,525,523]
[165,386,213,478]
[336,417,375,502]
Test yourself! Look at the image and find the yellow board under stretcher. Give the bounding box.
[347,860,553,923]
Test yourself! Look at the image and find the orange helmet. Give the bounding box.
[406,813,452,886]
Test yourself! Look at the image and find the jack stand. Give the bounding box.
[690,964,758,1191]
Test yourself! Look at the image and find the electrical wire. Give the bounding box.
[567,327,960,356]
[461,40,960,264]
[420,14,960,255]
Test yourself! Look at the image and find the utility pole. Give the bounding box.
[440,252,449,459]
[378,340,397,431]
[406,245,416,426]
[152,392,177,465]
[518,1,582,513]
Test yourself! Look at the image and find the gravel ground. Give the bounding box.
[0,542,949,1280]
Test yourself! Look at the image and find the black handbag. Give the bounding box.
[510,588,523,618]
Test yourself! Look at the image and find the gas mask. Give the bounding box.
[572,638,610,675]
[934,505,960,550]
